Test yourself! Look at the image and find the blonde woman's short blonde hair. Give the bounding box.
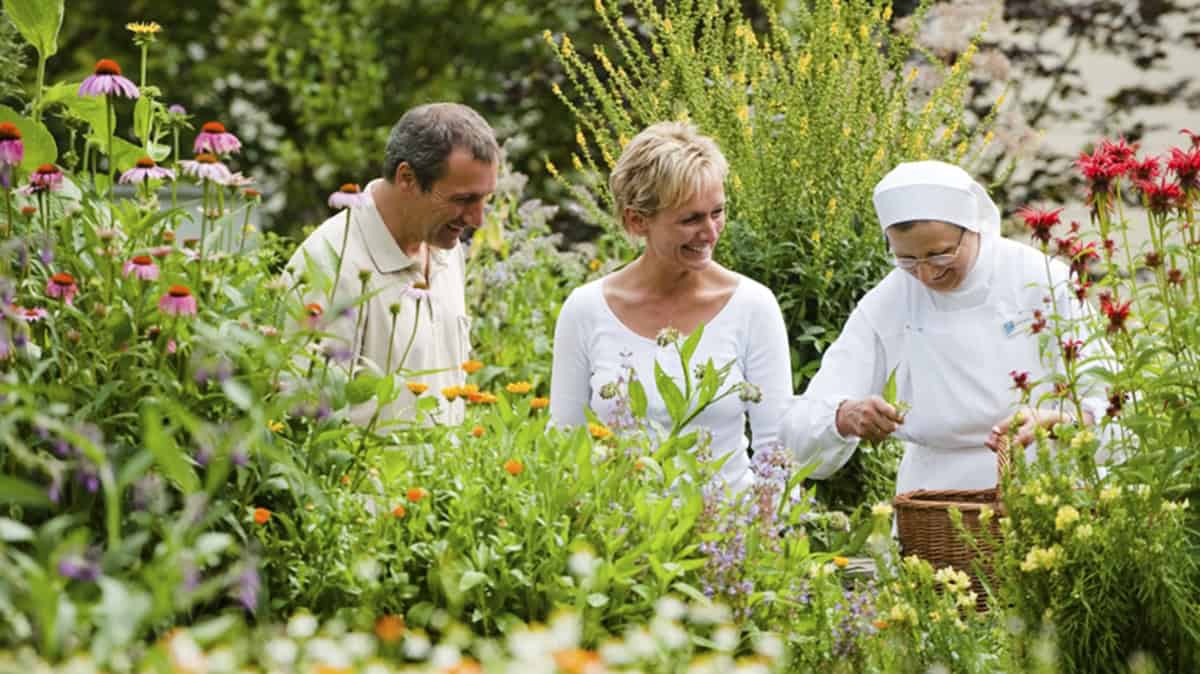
[609,121,728,225]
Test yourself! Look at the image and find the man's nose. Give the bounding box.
[462,199,485,227]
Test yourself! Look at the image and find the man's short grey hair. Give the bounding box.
[381,103,500,190]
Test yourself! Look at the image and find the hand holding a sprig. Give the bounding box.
[985,407,1093,452]
[835,366,910,443]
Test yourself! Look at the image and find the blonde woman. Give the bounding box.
[550,121,792,493]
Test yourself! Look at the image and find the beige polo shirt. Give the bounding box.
[284,180,469,427]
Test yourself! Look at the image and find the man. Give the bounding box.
[285,103,500,427]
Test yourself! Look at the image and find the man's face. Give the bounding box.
[410,147,498,250]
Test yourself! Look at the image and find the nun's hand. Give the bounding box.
[836,396,904,443]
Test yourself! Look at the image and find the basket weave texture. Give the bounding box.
[893,445,1009,611]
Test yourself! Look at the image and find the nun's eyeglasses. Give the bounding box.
[891,228,966,271]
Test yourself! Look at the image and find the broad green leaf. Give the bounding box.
[346,375,379,405]
[654,361,686,425]
[0,105,56,171]
[628,378,648,418]
[458,570,488,592]
[679,323,704,366]
[91,578,151,656]
[0,518,34,542]
[0,475,51,507]
[43,82,113,137]
[882,364,899,405]
[133,96,154,143]
[3,0,63,57]
[142,409,199,494]
[221,379,253,411]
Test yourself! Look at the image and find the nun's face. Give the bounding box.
[886,220,980,292]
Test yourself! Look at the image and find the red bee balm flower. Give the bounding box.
[46,272,78,304]
[1009,370,1031,393]
[158,285,198,317]
[1137,178,1184,214]
[1167,146,1200,190]
[78,59,139,98]
[193,121,242,155]
[1061,338,1084,363]
[1016,206,1062,247]
[0,122,23,167]
[1101,298,1132,333]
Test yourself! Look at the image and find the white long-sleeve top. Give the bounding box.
[782,234,1112,495]
[550,275,793,492]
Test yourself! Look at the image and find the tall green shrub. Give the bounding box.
[548,0,998,384]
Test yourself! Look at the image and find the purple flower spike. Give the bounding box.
[78,59,139,99]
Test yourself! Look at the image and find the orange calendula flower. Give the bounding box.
[444,659,482,674]
[530,397,550,409]
[504,458,524,476]
[833,556,850,568]
[553,648,601,674]
[505,381,533,395]
[478,392,498,404]
[873,619,889,630]
[374,615,405,643]
[461,384,480,396]
[340,475,351,485]
[406,381,429,395]
[406,487,428,503]
[461,359,484,374]
[588,423,612,439]
[253,507,271,525]
[392,504,407,518]
[471,425,485,438]
[442,386,461,400]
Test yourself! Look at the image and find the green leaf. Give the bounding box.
[0,105,56,171]
[679,323,704,365]
[221,379,253,411]
[91,578,151,655]
[882,364,899,405]
[628,378,648,418]
[142,409,199,494]
[3,0,63,57]
[43,82,113,136]
[133,96,155,143]
[0,518,34,542]
[586,593,609,608]
[0,475,50,507]
[654,361,686,425]
[458,570,488,592]
[346,375,379,405]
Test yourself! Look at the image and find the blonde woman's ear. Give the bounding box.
[623,208,649,237]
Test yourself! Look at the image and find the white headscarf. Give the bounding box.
[872,160,1000,237]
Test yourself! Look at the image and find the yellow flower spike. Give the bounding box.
[572,155,584,171]
[542,29,554,46]
[827,197,837,214]
[505,381,533,395]
[907,67,919,84]
[550,83,562,98]
[662,18,673,32]
[810,229,821,244]
[268,420,285,433]
[560,35,574,58]
[594,0,604,15]
[588,258,602,272]
[545,158,560,178]
[737,106,750,124]
[617,134,630,148]
[984,131,995,146]
[883,5,893,21]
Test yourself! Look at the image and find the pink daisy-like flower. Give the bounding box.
[17,307,49,323]
[179,153,233,185]
[225,171,255,188]
[29,163,64,191]
[122,255,160,281]
[149,245,174,259]
[119,157,175,184]
[46,272,78,304]
[159,285,198,317]
[78,59,140,99]
[193,121,241,155]
[403,281,431,301]
[0,122,23,167]
[328,183,372,210]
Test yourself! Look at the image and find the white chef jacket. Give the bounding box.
[782,233,1113,495]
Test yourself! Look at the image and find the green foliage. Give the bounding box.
[1,0,61,59]
[0,16,28,105]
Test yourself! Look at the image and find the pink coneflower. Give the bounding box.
[225,172,255,188]
[403,281,431,301]
[328,183,372,209]
[193,121,241,155]
[149,245,174,258]
[0,122,23,166]
[122,255,160,281]
[179,153,232,185]
[29,163,63,191]
[119,157,174,184]
[78,59,139,98]
[159,285,198,317]
[18,307,48,323]
[46,272,78,304]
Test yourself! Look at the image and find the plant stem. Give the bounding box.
[197,180,210,289]
[105,96,115,197]
[33,54,46,123]
[171,128,180,209]
[330,209,352,307]
[396,298,423,373]
[238,201,254,254]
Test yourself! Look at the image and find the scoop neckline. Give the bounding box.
[597,274,745,345]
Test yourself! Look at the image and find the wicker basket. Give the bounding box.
[893,444,1009,612]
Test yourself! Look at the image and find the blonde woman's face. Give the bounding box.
[632,181,726,271]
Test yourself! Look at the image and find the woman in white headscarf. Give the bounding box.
[782,160,1110,495]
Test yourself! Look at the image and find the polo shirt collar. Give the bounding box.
[358,179,451,274]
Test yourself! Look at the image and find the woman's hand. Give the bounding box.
[986,407,1091,451]
[836,396,904,443]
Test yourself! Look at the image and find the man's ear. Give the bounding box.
[393,162,418,191]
